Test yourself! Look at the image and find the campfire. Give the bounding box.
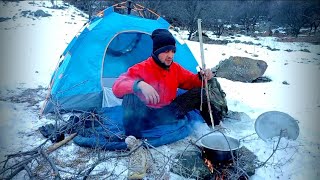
[203,157,244,180]
[171,147,257,179]
[201,148,255,180]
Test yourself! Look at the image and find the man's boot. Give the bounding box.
[125,136,147,179]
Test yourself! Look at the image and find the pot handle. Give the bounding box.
[189,140,203,151]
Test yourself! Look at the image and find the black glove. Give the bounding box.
[39,123,65,143]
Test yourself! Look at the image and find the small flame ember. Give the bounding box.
[204,158,226,180]
[204,158,214,173]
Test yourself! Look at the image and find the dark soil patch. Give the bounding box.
[0,86,47,107]
[277,35,320,45]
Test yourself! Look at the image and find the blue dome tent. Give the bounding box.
[41,2,204,150]
[42,3,199,114]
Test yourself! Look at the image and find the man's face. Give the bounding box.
[158,50,175,66]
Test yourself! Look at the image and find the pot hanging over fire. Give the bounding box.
[197,133,240,162]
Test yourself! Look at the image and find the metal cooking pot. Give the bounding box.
[198,133,241,162]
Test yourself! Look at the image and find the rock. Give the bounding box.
[266,46,280,51]
[282,81,289,85]
[300,49,311,53]
[0,17,11,22]
[170,151,211,179]
[21,10,32,17]
[252,76,272,83]
[214,56,268,82]
[34,9,52,17]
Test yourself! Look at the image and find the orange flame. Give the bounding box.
[204,158,214,173]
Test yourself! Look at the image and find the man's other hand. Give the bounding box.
[137,81,160,104]
[201,69,214,80]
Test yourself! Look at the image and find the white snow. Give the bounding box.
[0,1,319,180]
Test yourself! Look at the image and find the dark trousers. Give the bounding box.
[122,88,221,138]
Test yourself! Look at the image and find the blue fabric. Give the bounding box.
[73,106,204,150]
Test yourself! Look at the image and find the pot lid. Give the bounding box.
[255,111,299,141]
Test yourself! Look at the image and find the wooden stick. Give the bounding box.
[46,133,77,154]
[198,19,206,70]
[197,19,215,128]
[40,149,61,179]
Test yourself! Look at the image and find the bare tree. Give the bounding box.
[303,3,320,34]
[135,0,162,14]
[170,0,207,40]
[49,0,59,8]
[202,1,233,38]
[83,0,97,19]
[279,1,310,37]
[233,0,270,35]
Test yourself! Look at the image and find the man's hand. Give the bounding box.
[137,81,160,104]
[200,69,214,80]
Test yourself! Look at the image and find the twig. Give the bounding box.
[82,143,144,180]
[217,130,237,166]
[93,116,123,140]
[23,164,34,180]
[56,167,79,176]
[143,141,203,176]
[40,149,61,179]
[6,149,39,159]
[0,154,39,175]
[1,132,77,179]
[156,156,170,179]
[257,130,284,168]
[4,166,24,180]
[234,165,250,179]
[239,133,257,142]
[180,130,218,161]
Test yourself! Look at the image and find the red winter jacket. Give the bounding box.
[112,57,202,108]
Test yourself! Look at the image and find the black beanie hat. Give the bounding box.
[151,29,176,56]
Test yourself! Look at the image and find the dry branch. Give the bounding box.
[257,130,284,168]
[1,132,77,179]
[46,133,77,154]
[40,149,61,179]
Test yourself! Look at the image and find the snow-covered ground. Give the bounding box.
[0,1,319,180]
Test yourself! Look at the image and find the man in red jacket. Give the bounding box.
[112,29,221,137]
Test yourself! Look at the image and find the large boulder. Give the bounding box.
[214,56,268,82]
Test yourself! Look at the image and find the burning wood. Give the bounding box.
[203,154,252,180]
[204,157,228,180]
